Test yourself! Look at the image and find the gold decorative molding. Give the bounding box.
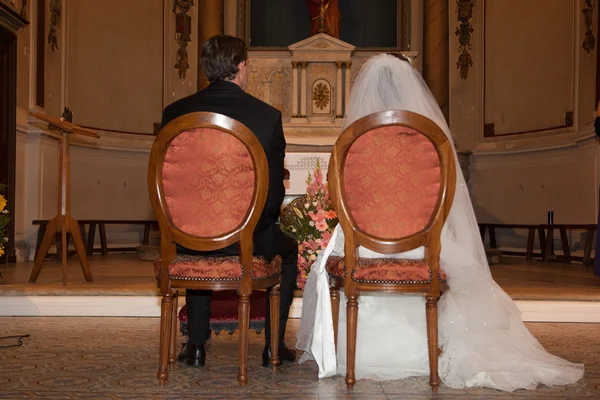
[455,0,475,80]
[312,82,330,110]
[19,0,26,18]
[583,0,595,55]
[173,0,194,80]
[48,0,60,52]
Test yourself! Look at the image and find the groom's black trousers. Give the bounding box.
[178,223,298,345]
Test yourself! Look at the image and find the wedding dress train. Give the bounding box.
[295,54,584,392]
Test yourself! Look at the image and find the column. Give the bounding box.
[336,61,343,118]
[197,0,224,90]
[264,83,272,104]
[344,61,352,116]
[300,62,308,118]
[292,62,299,117]
[423,0,449,122]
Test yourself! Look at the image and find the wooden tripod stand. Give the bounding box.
[28,112,99,285]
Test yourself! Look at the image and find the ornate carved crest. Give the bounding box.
[455,0,476,80]
[312,82,330,110]
[173,0,194,80]
[583,0,596,55]
[48,0,61,52]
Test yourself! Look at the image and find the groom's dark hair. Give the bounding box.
[201,35,248,82]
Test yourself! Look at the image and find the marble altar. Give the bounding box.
[246,33,419,197]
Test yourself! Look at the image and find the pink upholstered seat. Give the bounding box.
[326,255,446,284]
[154,255,282,282]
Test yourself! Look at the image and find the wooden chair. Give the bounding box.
[326,110,456,392]
[148,112,282,386]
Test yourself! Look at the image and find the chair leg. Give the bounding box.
[269,285,281,371]
[168,292,178,368]
[345,294,359,390]
[330,287,340,350]
[157,293,174,385]
[237,293,251,386]
[425,295,440,392]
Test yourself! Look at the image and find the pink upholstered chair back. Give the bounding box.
[329,110,455,255]
[149,112,268,252]
[344,126,440,239]
[162,128,254,237]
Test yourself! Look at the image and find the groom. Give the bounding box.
[160,35,298,367]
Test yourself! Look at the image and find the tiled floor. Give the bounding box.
[0,317,598,399]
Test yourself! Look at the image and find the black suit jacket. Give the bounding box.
[160,80,287,260]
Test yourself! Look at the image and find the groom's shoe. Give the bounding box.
[177,343,206,367]
[262,342,297,367]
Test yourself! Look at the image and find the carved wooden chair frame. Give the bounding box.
[327,110,456,392]
[148,112,281,386]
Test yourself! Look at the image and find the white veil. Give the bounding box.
[297,54,584,391]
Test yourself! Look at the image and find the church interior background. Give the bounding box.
[2,0,600,398]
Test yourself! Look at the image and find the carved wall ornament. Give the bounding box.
[583,0,596,55]
[173,0,194,80]
[48,0,61,52]
[19,0,26,18]
[455,0,475,80]
[269,69,293,120]
[312,80,331,112]
[245,69,266,101]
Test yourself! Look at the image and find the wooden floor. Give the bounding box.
[0,253,599,301]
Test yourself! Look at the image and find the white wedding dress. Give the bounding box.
[296,54,584,392]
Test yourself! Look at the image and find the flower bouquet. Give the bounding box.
[280,161,338,289]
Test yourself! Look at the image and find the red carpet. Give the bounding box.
[179,290,267,338]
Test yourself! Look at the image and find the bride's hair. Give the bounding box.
[386,52,409,63]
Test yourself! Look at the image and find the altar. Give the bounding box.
[246,33,419,196]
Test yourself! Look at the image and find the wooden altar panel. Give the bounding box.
[66,0,162,134]
[484,0,574,136]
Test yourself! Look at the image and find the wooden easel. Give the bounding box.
[28,111,99,285]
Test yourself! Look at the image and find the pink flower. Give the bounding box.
[316,220,328,232]
[305,239,319,251]
[308,209,326,222]
[321,230,332,244]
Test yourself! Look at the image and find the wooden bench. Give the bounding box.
[478,223,544,260]
[478,223,597,266]
[33,219,157,259]
[538,224,597,265]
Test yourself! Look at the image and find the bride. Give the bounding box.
[296,53,584,392]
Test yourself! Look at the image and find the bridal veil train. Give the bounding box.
[296,53,584,392]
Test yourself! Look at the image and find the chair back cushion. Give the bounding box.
[162,128,255,237]
[343,126,440,239]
